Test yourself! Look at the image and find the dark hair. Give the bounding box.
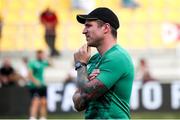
[36,50,43,54]
[96,20,117,38]
[110,26,117,38]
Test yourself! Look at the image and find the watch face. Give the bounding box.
[75,62,81,68]
[75,61,87,70]
[75,61,82,70]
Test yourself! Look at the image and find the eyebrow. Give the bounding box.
[84,23,91,27]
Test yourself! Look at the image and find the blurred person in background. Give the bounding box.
[17,57,29,86]
[135,58,155,83]
[40,8,60,57]
[71,0,95,12]
[121,0,139,9]
[27,50,51,120]
[0,57,23,87]
[73,7,134,119]
[20,57,29,79]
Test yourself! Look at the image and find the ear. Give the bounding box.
[103,23,111,34]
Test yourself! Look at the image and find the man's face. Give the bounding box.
[83,20,104,47]
[37,52,45,60]
[3,58,11,67]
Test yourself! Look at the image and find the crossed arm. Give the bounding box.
[73,44,108,111]
[72,65,108,111]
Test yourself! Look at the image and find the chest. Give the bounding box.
[32,62,45,72]
[87,56,102,75]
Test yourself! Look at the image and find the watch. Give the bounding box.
[75,61,87,70]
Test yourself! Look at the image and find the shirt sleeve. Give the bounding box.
[96,57,127,89]
[27,61,34,71]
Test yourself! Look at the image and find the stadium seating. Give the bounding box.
[0,0,180,83]
[0,0,180,51]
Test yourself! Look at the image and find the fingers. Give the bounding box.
[87,46,91,54]
[80,44,91,53]
[88,73,98,81]
[88,69,100,81]
[83,44,87,51]
[88,76,96,81]
[78,44,87,55]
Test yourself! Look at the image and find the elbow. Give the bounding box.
[74,104,85,112]
[72,92,86,112]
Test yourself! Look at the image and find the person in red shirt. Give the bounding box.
[40,8,60,57]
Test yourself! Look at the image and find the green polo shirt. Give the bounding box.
[27,59,49,88]
[86,44,134,119]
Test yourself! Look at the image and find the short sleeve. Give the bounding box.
[96,57,126,89]
[27,60,34,71]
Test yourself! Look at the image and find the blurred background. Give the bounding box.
[0,0,180,119]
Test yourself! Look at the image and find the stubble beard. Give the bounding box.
[87,40,97,47]
[86,36,101,48]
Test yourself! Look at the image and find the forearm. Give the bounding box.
[76,66,89,89]
[75,65,107,101]
[28,72,40,85]
[73,66,89,111]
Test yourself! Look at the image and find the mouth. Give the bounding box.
[86,35,90,40]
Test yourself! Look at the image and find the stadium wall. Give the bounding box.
[0,81,180,116]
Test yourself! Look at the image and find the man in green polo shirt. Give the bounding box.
[73,7,134,119]
[27,50,50,120]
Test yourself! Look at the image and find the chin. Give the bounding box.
[87,43,93,47]
[87,40,97,47]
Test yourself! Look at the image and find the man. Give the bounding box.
[73,7,134,119]
[0,57,22,87]
[135,58,155,83]
[27,50,50,120]
[40,8,60,57]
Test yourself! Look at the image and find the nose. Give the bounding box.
[82,27,87,34]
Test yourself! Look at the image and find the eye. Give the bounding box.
[85,23,92,28]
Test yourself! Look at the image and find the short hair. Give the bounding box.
[96,20,117,38]
[36,50,43,54]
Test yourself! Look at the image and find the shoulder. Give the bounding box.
[88,53,100,63]
[28,59,36,64]
[27,59,38,68]
[105,45,132,62]
[102,45,134,69]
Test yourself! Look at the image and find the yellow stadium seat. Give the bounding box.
[1,0,180,51]
[132,8,149,23]
[149,0,164,8]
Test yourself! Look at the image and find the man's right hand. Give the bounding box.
[34,80,41,87]
[74,44,91,64]
[88,69,100,81]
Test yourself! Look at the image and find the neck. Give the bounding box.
[97,37,117,55]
